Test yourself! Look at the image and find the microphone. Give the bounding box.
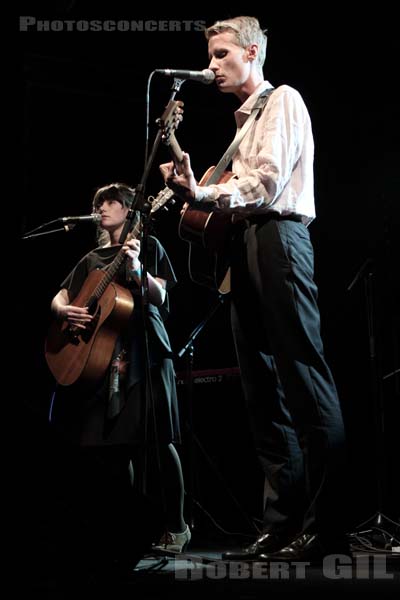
[155,68,215,85]
[59,214,102,224]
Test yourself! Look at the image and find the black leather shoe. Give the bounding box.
[259,533,350,563]
[222,533,291,560]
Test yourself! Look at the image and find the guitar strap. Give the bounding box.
[206,87,275,185]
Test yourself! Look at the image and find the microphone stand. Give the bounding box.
[177,294,226,530]
[347,258,397,540]
[176,293,257,537]
[21,218,78,240]
[21,227,75,240]
[116,78,185,515]
[118,77,184,246]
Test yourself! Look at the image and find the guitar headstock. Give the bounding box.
[158,100,184,164]
[150,186,175,214]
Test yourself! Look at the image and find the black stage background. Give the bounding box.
[18,1,399,573]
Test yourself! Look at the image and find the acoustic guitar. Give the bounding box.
[159,100,234,294]
[45,188,174,387]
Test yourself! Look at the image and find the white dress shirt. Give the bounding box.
[194,81,315,226]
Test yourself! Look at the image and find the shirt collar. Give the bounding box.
[235,81,274,125]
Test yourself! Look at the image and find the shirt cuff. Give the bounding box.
[194,185,217,204]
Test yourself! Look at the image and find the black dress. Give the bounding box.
[50,236,181,447]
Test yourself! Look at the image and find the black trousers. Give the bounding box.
[230,216,347,539]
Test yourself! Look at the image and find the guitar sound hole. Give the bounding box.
[87,297,98,315]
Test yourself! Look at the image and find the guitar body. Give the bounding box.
[45,269,134,386]
[178,166,235,293]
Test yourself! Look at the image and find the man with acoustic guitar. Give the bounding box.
[160,16,349,562]
[48,183,190,563]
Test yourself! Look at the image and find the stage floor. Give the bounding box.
[28,537,399,599]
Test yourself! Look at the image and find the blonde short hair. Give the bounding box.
[205,16,267,68]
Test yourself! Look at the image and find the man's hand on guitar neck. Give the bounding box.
[159,152,197,205]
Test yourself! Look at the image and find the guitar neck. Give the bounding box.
[166,133,184,171]
[92,249,126,300]
[89,220,141,303]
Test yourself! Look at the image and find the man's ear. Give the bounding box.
[247,43,258,62]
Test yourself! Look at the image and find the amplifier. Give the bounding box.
[176,365,262,534]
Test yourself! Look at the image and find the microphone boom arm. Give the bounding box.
[21,214,100,239]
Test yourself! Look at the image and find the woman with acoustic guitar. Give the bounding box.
[48,182,190,564]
